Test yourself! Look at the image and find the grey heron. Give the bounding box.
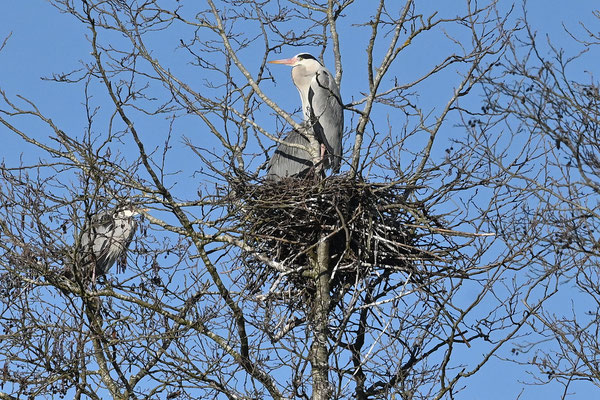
[267,53,343,179]
[77,205,143,281]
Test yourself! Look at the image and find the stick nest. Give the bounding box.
[230,175,442,297]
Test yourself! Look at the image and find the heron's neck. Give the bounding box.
[292,66,314,121]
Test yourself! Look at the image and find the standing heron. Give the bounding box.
[267,53,343,179]
[76,204,143,281]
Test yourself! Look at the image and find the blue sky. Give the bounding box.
[1,1,599,399]
[1,1,596,169]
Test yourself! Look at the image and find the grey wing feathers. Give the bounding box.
[267,130,313,180]
[80,211,112,261]
[308,68,343,172]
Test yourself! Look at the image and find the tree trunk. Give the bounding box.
[310,238,331,400]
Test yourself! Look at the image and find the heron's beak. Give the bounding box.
[268,57,297,66]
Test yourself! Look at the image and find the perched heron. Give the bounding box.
[77,205,143,281]
[267,53,343,179]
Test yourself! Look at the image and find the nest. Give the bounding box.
[230,175,440,297]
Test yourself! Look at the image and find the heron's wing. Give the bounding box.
[81,212,114,257]
[308,68,344,172]
[267,130,313,180]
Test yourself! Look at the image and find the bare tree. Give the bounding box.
[0,1,592,399]
[474,8,600,397]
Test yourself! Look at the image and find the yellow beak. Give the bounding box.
[268,57,297,66]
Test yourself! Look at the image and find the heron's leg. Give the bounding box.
[312,143,327,177]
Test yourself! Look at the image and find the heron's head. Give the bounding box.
[115,205,147,219]
[268,53,322,72]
